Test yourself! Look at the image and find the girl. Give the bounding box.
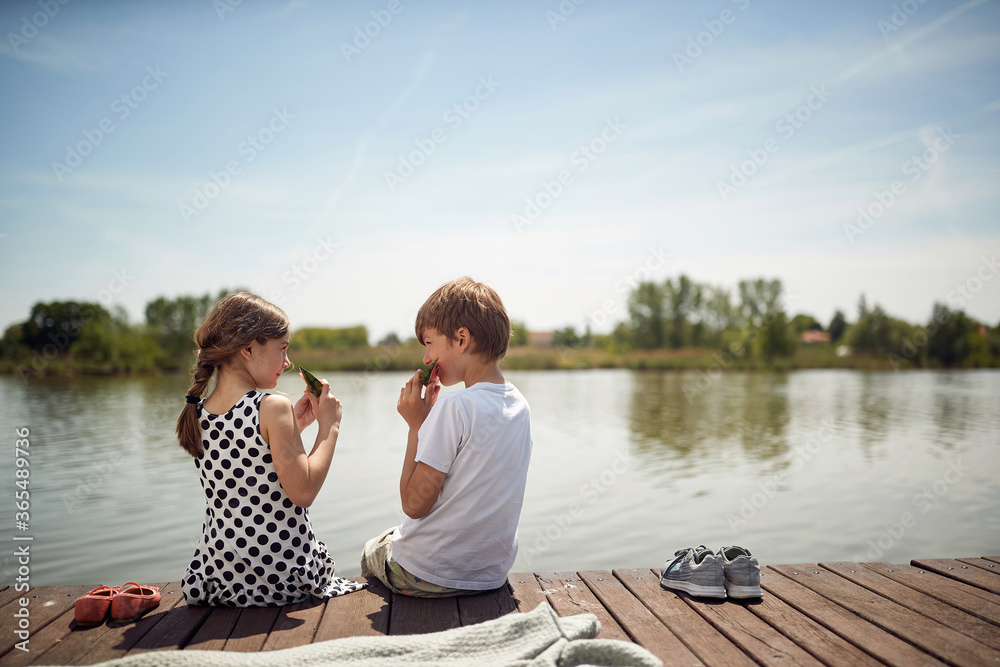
[176,292,365,607]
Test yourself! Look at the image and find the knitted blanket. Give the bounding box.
[81,602,661,667]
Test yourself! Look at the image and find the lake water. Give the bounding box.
[1,369,998,588]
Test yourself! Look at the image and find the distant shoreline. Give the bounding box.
[3,345,996,377]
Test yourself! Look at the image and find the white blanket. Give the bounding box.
[81,602,661,667]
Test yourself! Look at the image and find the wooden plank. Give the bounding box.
[861,562,1000,625]
[390,594,460,635]
[222,606,280,652]
[913,558,1000,595]
[456,584,518,626]
[534,572,630,643]
[125,600,212,654]
[35,591,185,666]
[507,572,549,613]
[823,562,1000,651]
[183,607,241,651]
[678,591,823,665]
[742,579,884,667]
[260,598,326,651]
[958,557,1000,575]
[0,585,91,659]
[0,585,20,610]
[577,570,702,665]
[314,578,390,641]
[614,568,755,667]
[771,564,998,667]
[983,556,1000,566]
[763,565,944,666]
[74,582,184,665]
[3,605,80,667]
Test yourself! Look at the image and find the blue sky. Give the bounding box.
[2,0,999,342]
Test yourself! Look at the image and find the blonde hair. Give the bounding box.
[176,292,289,457]
[415,277,511,361]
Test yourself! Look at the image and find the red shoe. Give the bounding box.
[110,582,161,622]
[75,586,122,625]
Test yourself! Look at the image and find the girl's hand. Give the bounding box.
[397,369,439,429]
[313,379,343,431]
[294,389,316,432]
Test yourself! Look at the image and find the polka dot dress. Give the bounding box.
[182,391,365,607]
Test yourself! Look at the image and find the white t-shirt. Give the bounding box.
[391,381,532,590]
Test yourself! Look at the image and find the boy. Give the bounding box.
[361,277,532,597]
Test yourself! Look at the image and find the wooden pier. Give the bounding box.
[2,556,998,665]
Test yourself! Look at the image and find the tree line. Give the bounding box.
[0,289,372,377]
[550,276,1000,368]
[2,277,998,376]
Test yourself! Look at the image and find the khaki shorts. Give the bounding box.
[360,526,477,598]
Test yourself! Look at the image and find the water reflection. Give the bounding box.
[627,371,790,467]
[855,373,894,458]
[1,369,997,586]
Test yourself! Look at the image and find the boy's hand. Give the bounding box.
[397,369,439,429]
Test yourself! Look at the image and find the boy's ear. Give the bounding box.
[456,326,472,353]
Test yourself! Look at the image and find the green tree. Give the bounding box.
[789,314,822,336]
[290,326,369,351]
[144,288,245,368]
[846,303,912,356]
[735,278,795,359]
[628,281,666,349]
[0,323,28,360]
[828,310,848,344]
[664,275,702,348]
[926,303,976,367]
[737,278,783,329]
[377,332,401,348]
[761,311,796,360]
[700,286,734,345]
[552,326,582,348]
[145,293,216,366]
[509,320,529,347]
[20,301,107,353]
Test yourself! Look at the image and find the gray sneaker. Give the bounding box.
[719,545,762,599]
[660,545,725,598]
